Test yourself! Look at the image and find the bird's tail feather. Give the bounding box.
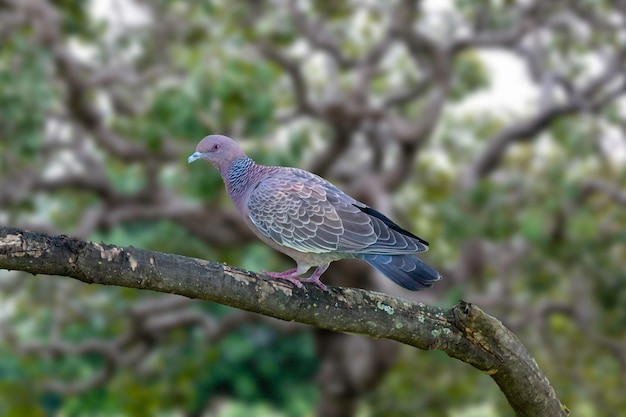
[356,253,441,291]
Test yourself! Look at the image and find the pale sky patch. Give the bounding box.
[453,51,538,114]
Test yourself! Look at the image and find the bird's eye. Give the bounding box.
[211,144,220,152]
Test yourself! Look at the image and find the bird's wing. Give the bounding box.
[247,169,377,254]
[247,168,428,255]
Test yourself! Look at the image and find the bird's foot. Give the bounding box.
[261,266,329,291]
[297,275,328,291]
[261,268,304,288]
[298,265,329,291]
[262,268,299,278]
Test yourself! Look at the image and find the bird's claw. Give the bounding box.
[298,276,328,291]
[260,270,328,290]
[261,270,304,288]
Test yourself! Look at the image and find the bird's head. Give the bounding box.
[188,134,247,174]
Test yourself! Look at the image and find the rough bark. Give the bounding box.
[0,226,569,417]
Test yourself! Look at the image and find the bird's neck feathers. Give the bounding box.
[225,157,259,206]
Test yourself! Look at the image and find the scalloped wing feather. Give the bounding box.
[247,168,428,255]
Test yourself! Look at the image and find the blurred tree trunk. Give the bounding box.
[314,330,399,417]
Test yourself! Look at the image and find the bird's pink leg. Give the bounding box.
[261,265,329,290]
[261,268,304,288]
[297,265,328,291]
[262,268,299,278]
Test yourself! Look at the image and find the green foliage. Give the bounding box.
[0,289,318,416]
[0,37,55,169]
[450,52,489,100]
[367,348,512,417]
[197,326,317,415]
[49,0,94,37]
[0,381,46,417]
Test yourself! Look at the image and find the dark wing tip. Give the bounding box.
[354,204,429,246]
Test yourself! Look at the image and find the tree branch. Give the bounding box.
[580,179,626,206]
[0,226,568,416]
[464,102,578,186]
[257,40,316,117]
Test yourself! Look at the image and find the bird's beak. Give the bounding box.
[188,152,203,164]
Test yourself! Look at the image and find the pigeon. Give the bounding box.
[188,134,441,291]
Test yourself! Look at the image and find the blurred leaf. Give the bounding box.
[450,52,489,100]
[518,207,547,243]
